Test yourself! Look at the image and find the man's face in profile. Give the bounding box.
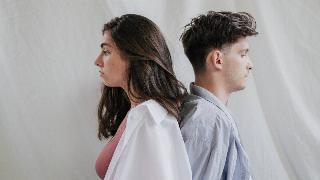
[221,37,253,92]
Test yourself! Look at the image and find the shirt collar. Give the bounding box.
[129,99,166,124]
[190,82,231,117]
[189,82,240,138]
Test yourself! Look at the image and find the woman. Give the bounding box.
[94,14,192,180]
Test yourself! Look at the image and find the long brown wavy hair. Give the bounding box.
[97,14,187,140]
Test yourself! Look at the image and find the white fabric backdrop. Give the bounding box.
[1,0,319,179]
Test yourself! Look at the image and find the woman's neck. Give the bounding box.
[123,86,143,108]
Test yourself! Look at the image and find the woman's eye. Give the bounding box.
[103,50,110,55]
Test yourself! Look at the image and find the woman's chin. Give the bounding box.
[102,81,119,88]
[102,80,111,87]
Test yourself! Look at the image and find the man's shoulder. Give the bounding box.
[181,94,225,122]
[182,94,210,110]
[180,94,232,141]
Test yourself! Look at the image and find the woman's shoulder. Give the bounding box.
[128,99,176,125]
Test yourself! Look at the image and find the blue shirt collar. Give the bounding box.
[190,83,227,109]
[189,83,235,120]
[189,82,241,141]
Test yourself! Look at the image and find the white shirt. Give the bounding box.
[104,99,192,180]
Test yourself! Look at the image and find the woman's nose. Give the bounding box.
[95,54,103,67]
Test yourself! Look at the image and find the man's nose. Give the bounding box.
[248,59,254,70]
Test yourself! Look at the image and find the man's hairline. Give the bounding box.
[191,35,253,75]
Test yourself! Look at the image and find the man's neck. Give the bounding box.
[194,76,230,105]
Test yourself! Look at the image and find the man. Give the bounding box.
[180,11,258,180]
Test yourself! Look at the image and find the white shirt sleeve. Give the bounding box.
[106,101,192,180]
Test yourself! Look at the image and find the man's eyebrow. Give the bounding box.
[241,48,250,53]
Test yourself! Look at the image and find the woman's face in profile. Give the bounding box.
[95,32,128,88]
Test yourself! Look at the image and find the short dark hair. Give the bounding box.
[97,14,187,140]
[180,11,258,72]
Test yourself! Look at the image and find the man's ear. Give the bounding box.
[206,49,223,71]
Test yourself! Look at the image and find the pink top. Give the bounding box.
[95,117,127,179]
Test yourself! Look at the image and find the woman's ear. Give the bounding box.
[206,49,223,71]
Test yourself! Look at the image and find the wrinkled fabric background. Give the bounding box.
[1,0,319,179]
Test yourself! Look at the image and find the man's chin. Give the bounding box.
[234,85,246,92]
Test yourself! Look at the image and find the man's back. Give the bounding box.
[180,84,252,180]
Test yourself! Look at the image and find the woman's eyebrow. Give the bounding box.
[100,43,112,49]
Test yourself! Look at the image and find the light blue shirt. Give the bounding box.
[181,83,252,180]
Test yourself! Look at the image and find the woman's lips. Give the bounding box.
[99,71,104,76]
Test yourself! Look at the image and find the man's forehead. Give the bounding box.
[233,38,249,50]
